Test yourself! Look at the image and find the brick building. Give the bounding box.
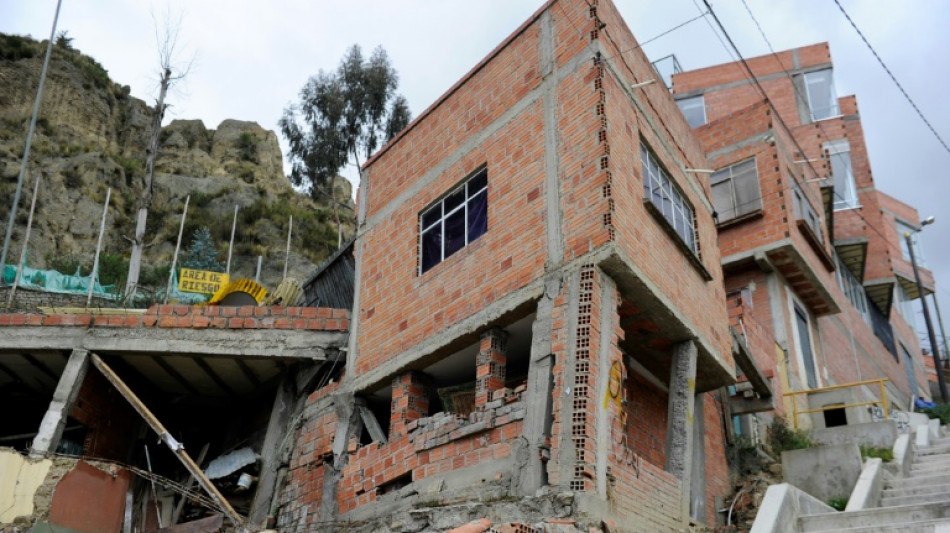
[672,43,934,435]
[277,0,738,530]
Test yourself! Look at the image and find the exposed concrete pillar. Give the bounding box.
[31,348,89,458]
[518,274,562,495]
[475,328,509,408]
[389,371,430,439]
[665,339,698,519]
[249,372,297,525]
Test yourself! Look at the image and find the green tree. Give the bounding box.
[181,226,223,271]
[279,44,411,246]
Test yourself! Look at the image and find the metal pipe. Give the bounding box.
[164,195,190,304]
[226,205,238,275]
[0,0,63,281]
[7,174,41,306]
[905,231,948,402]
[87,188,111,307]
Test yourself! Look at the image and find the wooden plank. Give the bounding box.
[89,353,244,527]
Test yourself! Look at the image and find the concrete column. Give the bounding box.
[518,274,562,495]
[665,339,697,519]
[249,373,297,525]
[475,328,509,408]
[31,348,89,458]
[389,371,430,438]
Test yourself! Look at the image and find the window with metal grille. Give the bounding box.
[641,143,697,253]
[711,158,761,222]
[419,168,488,274]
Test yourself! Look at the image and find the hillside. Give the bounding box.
[0,34,354,300]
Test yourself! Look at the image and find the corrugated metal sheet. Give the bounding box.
[301,238,355,309]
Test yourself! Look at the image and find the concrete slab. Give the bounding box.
[810,420,898,449]
[782,443,863,502]
[750,483,835,533]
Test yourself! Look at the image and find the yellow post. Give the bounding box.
[792,391,800,429]
[880,379,889,420]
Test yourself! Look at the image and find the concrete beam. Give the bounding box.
[31,348,89,457]
[665,339,697,519]
[0,326,346,360]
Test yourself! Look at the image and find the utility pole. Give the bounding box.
[0,0,63,280]
[905,231,948,402]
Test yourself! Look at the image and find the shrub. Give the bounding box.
[827,498,848,512]
[236,132,258,163]
[921,403,950,425]
[767,416,813,455]
[0,34,39,61]
[859,445,894,463]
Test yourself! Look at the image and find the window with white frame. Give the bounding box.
[834,251,869,324]
[896,220,926,266]
[804,68,840,121]
[825,139,858,210]
[791,177,824,243]
[676,95,707,128]
[894,284,918,330]
[641,142,697,253]
[419,168,488,274]
[711,158,761,222]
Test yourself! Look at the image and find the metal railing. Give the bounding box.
[783,378,890,429]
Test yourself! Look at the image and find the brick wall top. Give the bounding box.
[0,305,350,331]
[673,42,831,94]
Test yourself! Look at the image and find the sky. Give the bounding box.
[3,0,950,349]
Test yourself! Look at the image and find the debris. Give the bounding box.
[204,447,257,480]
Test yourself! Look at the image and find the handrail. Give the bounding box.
[783,378,890,429]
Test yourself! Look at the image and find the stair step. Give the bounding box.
[917,446,950,457]
[882,491,950,507]
[891,474,950,489]
[912,459,950,470]
[803,519,950,533]
[884,484,950,500]
[799,501,950,532]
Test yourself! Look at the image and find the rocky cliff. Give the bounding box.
[0,34,353,297]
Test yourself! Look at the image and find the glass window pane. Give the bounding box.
[734,172,761,215]
[805,69,839,121]
[676,95,706,128]
[421,204,441,230]
[468,169,487,194]
[444,187,466,213]
[421,227,442,273]
[830,150,856,209]
[443,208,466,259]
[467,190,488,242]
[711,181,735,221]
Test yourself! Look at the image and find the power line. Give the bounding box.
[832,0,950,156]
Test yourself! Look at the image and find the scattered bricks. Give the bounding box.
[145,305,159,315]
[446,519,492,533]
[491,387,511,401]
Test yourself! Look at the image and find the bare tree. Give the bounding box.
[125,12,193,300]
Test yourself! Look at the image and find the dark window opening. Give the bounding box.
[419,168,488,274]
[823,405,847,427]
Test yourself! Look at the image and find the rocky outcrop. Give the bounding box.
[0,34,353,294]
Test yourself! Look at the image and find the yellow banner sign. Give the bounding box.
[178,268,229,294]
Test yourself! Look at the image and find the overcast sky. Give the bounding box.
[3,0,950,349]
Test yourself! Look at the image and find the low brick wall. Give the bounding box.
[0,304,349,331]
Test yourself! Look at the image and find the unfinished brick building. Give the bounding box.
[672,43,934,435]
[277,0,738,530]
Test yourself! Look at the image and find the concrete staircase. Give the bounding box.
[798,434,950,532]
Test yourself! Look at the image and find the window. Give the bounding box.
[791,178,824,243]
[826,140,857,210]
[894,284,918,330]
[901,344,919,398]
[641,143,697,252]
[834,252,869,324]
[676,95,706,128]
[897,220,926,266]
[794,303,819,389]
[419,169,488,274]
[804,69,840,121]
[711,158,761,222]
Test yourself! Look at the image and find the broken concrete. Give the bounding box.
[31,348,89,457]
